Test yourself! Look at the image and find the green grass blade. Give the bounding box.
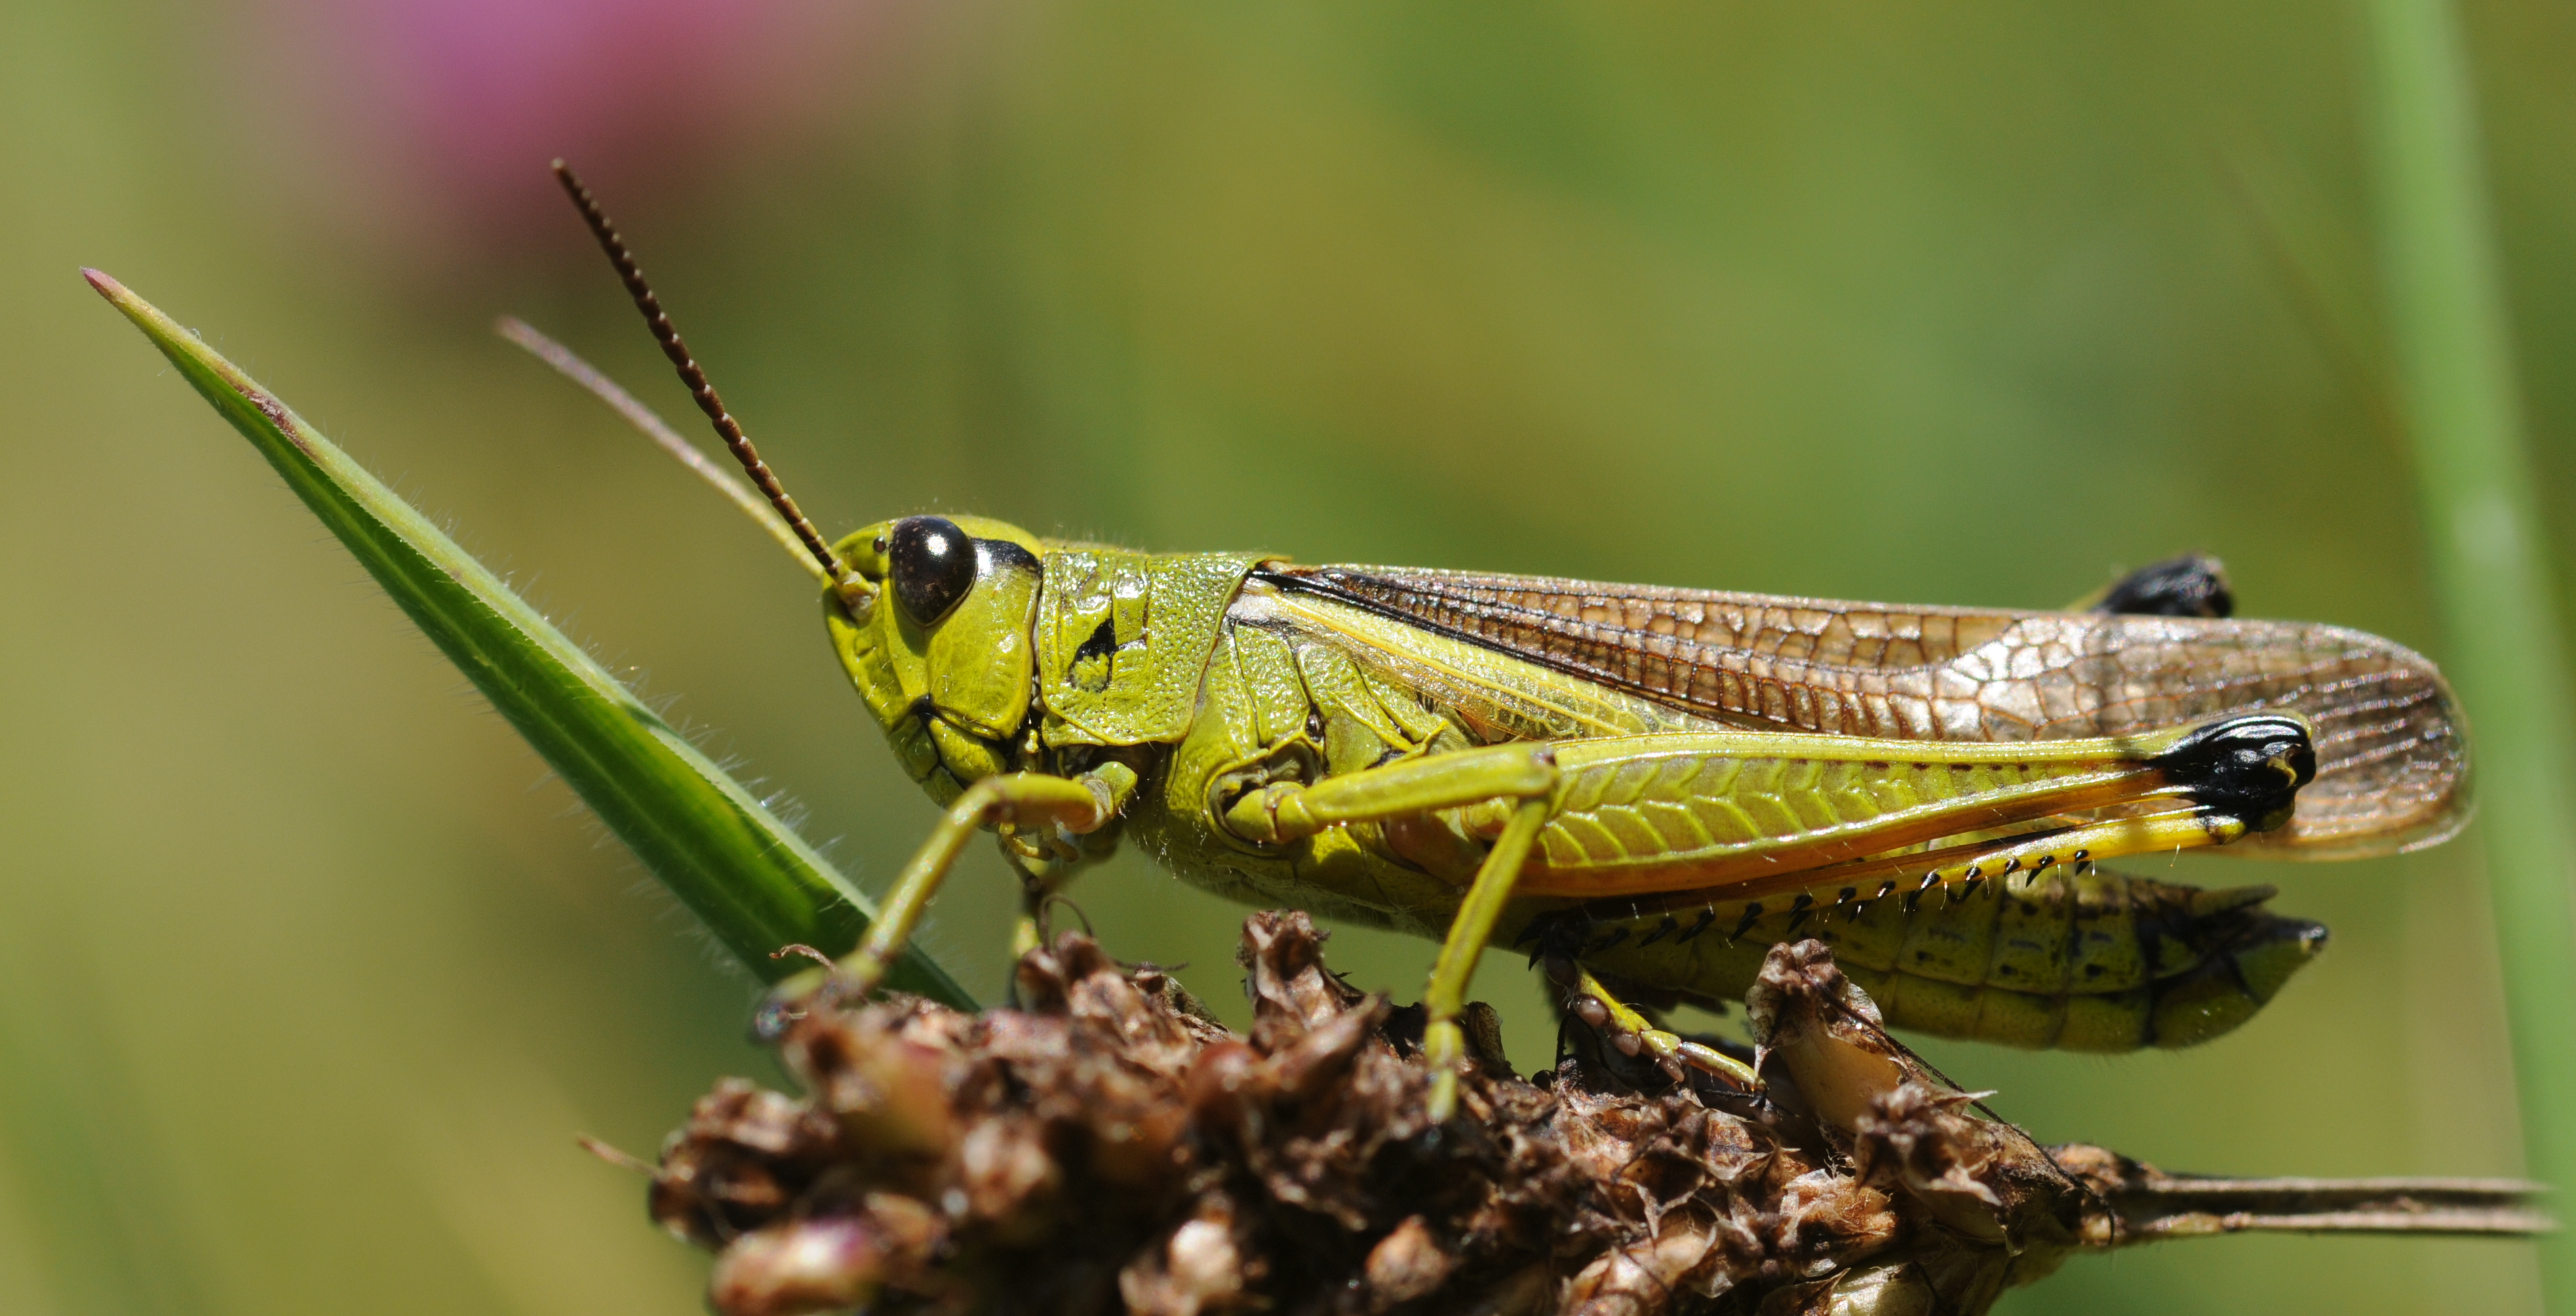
[2362,1,2576,1305]
[84,269,973,1008]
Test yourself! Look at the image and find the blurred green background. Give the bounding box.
[5,1,2571,1312]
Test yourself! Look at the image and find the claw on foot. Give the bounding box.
[1559,962,1760,1089]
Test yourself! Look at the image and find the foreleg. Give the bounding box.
[837,771,1125,996]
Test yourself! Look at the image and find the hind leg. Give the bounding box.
[1550,957,1759,1089]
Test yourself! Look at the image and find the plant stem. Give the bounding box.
[2362,0,2576,1306]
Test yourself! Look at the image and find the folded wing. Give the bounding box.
[1257,565,2468,858]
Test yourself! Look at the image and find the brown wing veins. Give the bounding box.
[1255,564,2466,856]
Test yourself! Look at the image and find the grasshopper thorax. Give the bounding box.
[826,514,1049,803]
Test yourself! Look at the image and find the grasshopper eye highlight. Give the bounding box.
[889,516,977,624]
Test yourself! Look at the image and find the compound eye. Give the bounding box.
[887,516,977,624]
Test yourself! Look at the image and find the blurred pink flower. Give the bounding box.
[241,0,896,252]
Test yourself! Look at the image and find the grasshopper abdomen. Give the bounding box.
[1557,869,2326,1051]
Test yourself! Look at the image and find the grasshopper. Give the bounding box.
[536,165,2467,1117]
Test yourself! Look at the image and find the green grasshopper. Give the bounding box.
[537,165,2467,1117]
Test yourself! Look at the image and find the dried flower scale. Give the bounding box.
[644,916,2543,1316]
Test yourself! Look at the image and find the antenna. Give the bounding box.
[549,160,862,597]
[495,315,829,584]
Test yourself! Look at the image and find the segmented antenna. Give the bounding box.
[495,316,830,583]
[550,160,852,588]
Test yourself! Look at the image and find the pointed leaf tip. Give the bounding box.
[92,275,975,1008]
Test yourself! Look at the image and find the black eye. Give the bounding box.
[888,516,977,624]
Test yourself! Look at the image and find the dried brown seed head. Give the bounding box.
[640,922,2543,1316]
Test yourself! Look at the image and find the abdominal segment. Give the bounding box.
[1540,864,2326,1052]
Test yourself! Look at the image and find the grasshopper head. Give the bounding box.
[824,515,1049,802]
[537,165,1049,803]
